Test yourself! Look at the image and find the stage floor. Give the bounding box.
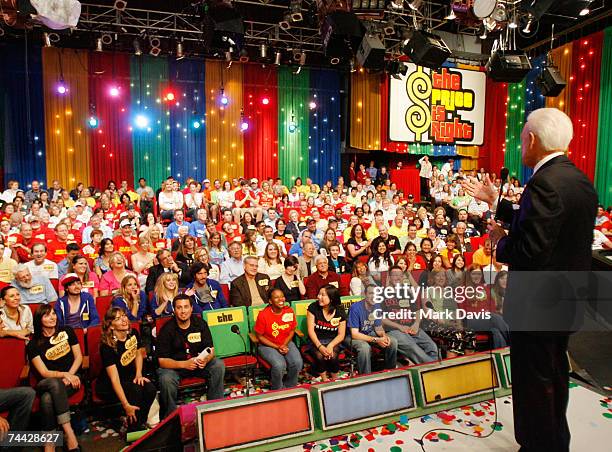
[284,382,612,452]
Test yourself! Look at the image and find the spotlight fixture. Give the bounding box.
[445,8,456,20]
[408,0,423,11]
[95,38,103,52]
[260,43,268,59]
[239,48,249,63]
[508,11,518,29]
[479,28,487,40]
[133,38,142,56]
[113,0,127,11]
[274,50,282,65]
[290,0,303,22]
[298,51,306,66]
[176,41,185,60]
[101,34,113,45]
[279,12,291,30]
[330,57,340,65]
[389,0,404,10]
[386,61,408,80]
[44,32,52,47]
[522,15,534,34]
[149,37,161,56]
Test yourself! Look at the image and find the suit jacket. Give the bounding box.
[496,155,597,332]
[229,273,271,307]
[297,256,315,279]
[145,262,192,294]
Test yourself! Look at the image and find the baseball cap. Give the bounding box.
[203,179,210,183]
[120,219,131,228]
[250,178,258,184]
[74,201,83,207]
[28,216,41,223]
[61,273,81,288]
[127,203,135,210]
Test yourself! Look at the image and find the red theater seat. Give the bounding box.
[96,295,114,319]
[220,284,230,304]
[0,338,27,389]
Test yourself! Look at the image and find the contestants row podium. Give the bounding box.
[125,303,512,451]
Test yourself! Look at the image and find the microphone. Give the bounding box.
[494,167,510,222]
[231,324,251,397]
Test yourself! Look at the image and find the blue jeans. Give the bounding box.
[466,313,510,348]
[0,387,36,431]
[36,378,76,431]
[387,329,439,364]
[344,336,398,375]
[258,342,303,390]
[157,358,226,419]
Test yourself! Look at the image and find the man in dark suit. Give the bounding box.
[145,249,191,295]
[229,256,271,307]
[464,108,597,452]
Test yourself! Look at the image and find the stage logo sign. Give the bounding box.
[388,64,486,146]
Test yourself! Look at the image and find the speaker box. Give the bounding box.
[486,50,532,83]
[356,34,386,70]
[321,11,365,58]
[403,30,451,69]
[536,66,567,97]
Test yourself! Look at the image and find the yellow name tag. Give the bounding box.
[43,264,55,271]
[291,280,299,288]
[120,347,137,367]
[45,340,70,361]
[7,236,16,244]
[258,279,269,286]
[210,290,218,298]
[83,312,89,321]
[206,308,244,326]
[330,317,340,327]
[281,312,294,322]
[414,263,421,269]
[0,270,10,279]
[82,281,95,288]
[30,285,44,295]
[187,332,201,343]
[329,281,339,288]
[82,246,94,255]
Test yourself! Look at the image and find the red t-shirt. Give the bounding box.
[235,189,254,208]
[81,243,99,267]
[258,191,274,209]
[113,235,135,261]
[254,305,297,347]
[47,239,69,263]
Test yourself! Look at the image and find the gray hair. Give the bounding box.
[526,108,573,152]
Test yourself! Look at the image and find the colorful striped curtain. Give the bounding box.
[42,48,91,188]
[545,43,573,114]
[278,67,309,183]
[522,55,547,183]
[205,60,244,182]
[595,27,612,207]
[504,81,526,178]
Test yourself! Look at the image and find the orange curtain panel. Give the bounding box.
[350,70,381,151]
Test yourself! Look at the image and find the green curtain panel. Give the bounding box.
[278,67,309,183]
[595,27,612,207]
[130,55,171,188]
[504,81,526,178]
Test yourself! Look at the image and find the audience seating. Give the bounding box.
[95,295,114,319]
[0,338,27,389]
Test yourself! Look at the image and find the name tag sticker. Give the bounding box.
[291,280,299,288]
[281,313,294,322]
[329,281,339,288]
[330,317,340,327]
[210,290,218,298]
[258,279,269,286]
[30,285,44,294]
[83,312,89,321]
[187,332,201,343]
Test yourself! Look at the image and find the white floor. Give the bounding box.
[283,383,612,451]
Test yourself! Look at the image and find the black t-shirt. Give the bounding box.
[274,275,301,302]
[156,315,214,361]
[99,329,141,383]
[307,302,347,341]
[26,327,79,377]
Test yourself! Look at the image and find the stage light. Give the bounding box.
[579,8,590,16]
[134,114,149,129]
[56,81,67,95]
[480,28,488,40]
[239,48,249,63]
[445,8,456,20]
[262,97,270,105]
[290,0,303,22]
[408,0,423,11]
[309,101,316,110]
[95,38,103,52]
[44,32,52,47]
[109,86,120,97]
[176,41,185,60]
[330,57,340,65]
[133,38,142,56]
[87,116,99,128]
[508,19,518,28]
[192,120,201,129]
[260,44,268,59]
[274,50,282,65]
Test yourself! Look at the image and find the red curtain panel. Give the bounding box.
[568,31,603,181]
[242,65,278,181]
[88,52,134,188]
[380,75,410,153]
[478,78,508,174]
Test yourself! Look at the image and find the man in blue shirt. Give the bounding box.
[57,243,80,278]
[184,263,227,314]
[188,208,209,243]
[166,209,191,240]
[346,285,397,375]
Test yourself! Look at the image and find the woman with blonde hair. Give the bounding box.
[258,242,284,280]
[242,229,258,257]
[193,246,220,281]
[150,272,179,317]
[146,226,166,252]
[111,275,148,321]
[131,234,156,288]
[99,252,135,296]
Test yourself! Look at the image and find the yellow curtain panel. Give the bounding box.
[205,60,244,181]
[350,70,381,150]
[456,145,480,171]
[42,47,91,188]
[545,43,573,114]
